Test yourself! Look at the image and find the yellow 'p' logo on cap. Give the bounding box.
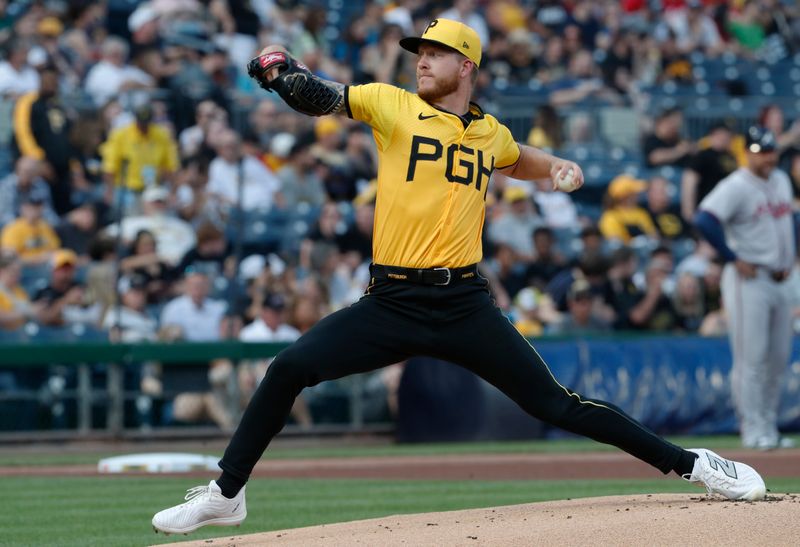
[400,18,482,67]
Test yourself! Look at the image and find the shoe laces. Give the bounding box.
[184,485,212,504]
[683,468,735,495]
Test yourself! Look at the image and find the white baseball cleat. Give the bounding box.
[684,448,766,501]
[152,480,246,535]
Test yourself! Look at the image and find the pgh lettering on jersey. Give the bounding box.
[345,83,520,269]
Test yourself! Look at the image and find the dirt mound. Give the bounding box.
[159,493,800,547]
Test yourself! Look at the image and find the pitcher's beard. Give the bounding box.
[417,73,460,103]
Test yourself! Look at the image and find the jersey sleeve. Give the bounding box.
[698,178,740,223]
[494,123,521,169]
[344,83,401,151]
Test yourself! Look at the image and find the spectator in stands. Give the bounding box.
[166,43,231,132]
[358,23,407,85]
[438,0,490,47]
[577,225,605,258]
[278,138,327,210]
[487,186,542,261]
[160,269,227,342]
[338,203,374,267]
[725,0,770,53]
[312,117,358,202]
[305,201,347,251]
[547,252,613,316]
[627,254,679,331]
[101,104,179,210]
[601,31,636,96]
[50,200,96,260]
[34,249,100,326]
[526,227,568,290]
[759,104,800,198]
[0,254,38,330]
[102,273,158,342]
[0,157,58,227]
[287,293,323,334]
[645,175,691,241]
[173,221,233,280]
[526,104,562,150]
[549,49,622,107]
[207,129,283,214]
[240,292,301,343]
[343,125,378,188]
[12,63,80,215]
[174,157,214,225]
[531,177,579,229]
[179,100,225,160]
[511,287,559,337]
[599,175,658,244]
[606,246,639,329]
[0,188,61,264]
[108,186,196,266]
[672,271,706,332]
[159,268,231,429]
[660,0,724,57]
[487,242,528,300]
[0,41,39,97]
[643,107,694,168]
[680,121,737,222]
[237,294,312,429]
[241,100,281,159]
[119,229,172,304]
[84,36,154,107]
[701,256,724,314]
[550,278,611,336]
[500,29,539,87]
[676,238,716,278]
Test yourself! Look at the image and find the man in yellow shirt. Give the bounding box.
[100,104,178,207]
[0,188,60,263]
[0,254,36,329]
[599,174,658,244]
[153,19,767,536]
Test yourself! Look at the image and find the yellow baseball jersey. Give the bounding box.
[345,83,520,268]
[0,219,60,259]
[101,123,179,191]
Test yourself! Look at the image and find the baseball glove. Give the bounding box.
[247,51,343,116]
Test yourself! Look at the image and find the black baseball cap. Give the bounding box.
[745,126,777,153]
[23,187,48,205]
[262,292,286,310]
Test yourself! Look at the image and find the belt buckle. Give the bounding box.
[433,267,451,286]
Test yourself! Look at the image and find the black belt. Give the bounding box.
[770,270,789,282]
[370,263,479,286]
[756,265,790,282]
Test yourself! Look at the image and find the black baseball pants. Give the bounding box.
[219,274,683,481]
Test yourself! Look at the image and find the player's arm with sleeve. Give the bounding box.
[693,180,754,277]
[498,140,584,192]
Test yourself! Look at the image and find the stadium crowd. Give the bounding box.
[1,0,800,428]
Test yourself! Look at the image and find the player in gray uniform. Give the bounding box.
[695,126,796,450]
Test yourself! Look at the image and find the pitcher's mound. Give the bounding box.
[160,493,800,547]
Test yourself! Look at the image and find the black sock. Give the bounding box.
[216,470,246,499]
[673,450,699,477]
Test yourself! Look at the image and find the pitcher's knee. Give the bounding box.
[268,347,320,389]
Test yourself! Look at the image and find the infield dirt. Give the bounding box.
[158,492,800,546]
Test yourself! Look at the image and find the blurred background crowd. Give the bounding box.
[1,0,800,430]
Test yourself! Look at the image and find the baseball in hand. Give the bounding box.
[556,168,578,192]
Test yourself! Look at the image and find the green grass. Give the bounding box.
[2,434,794,467]
[4,476,800,547]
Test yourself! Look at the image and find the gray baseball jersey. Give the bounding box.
[699,166,795,448]
[699,167,795,270]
